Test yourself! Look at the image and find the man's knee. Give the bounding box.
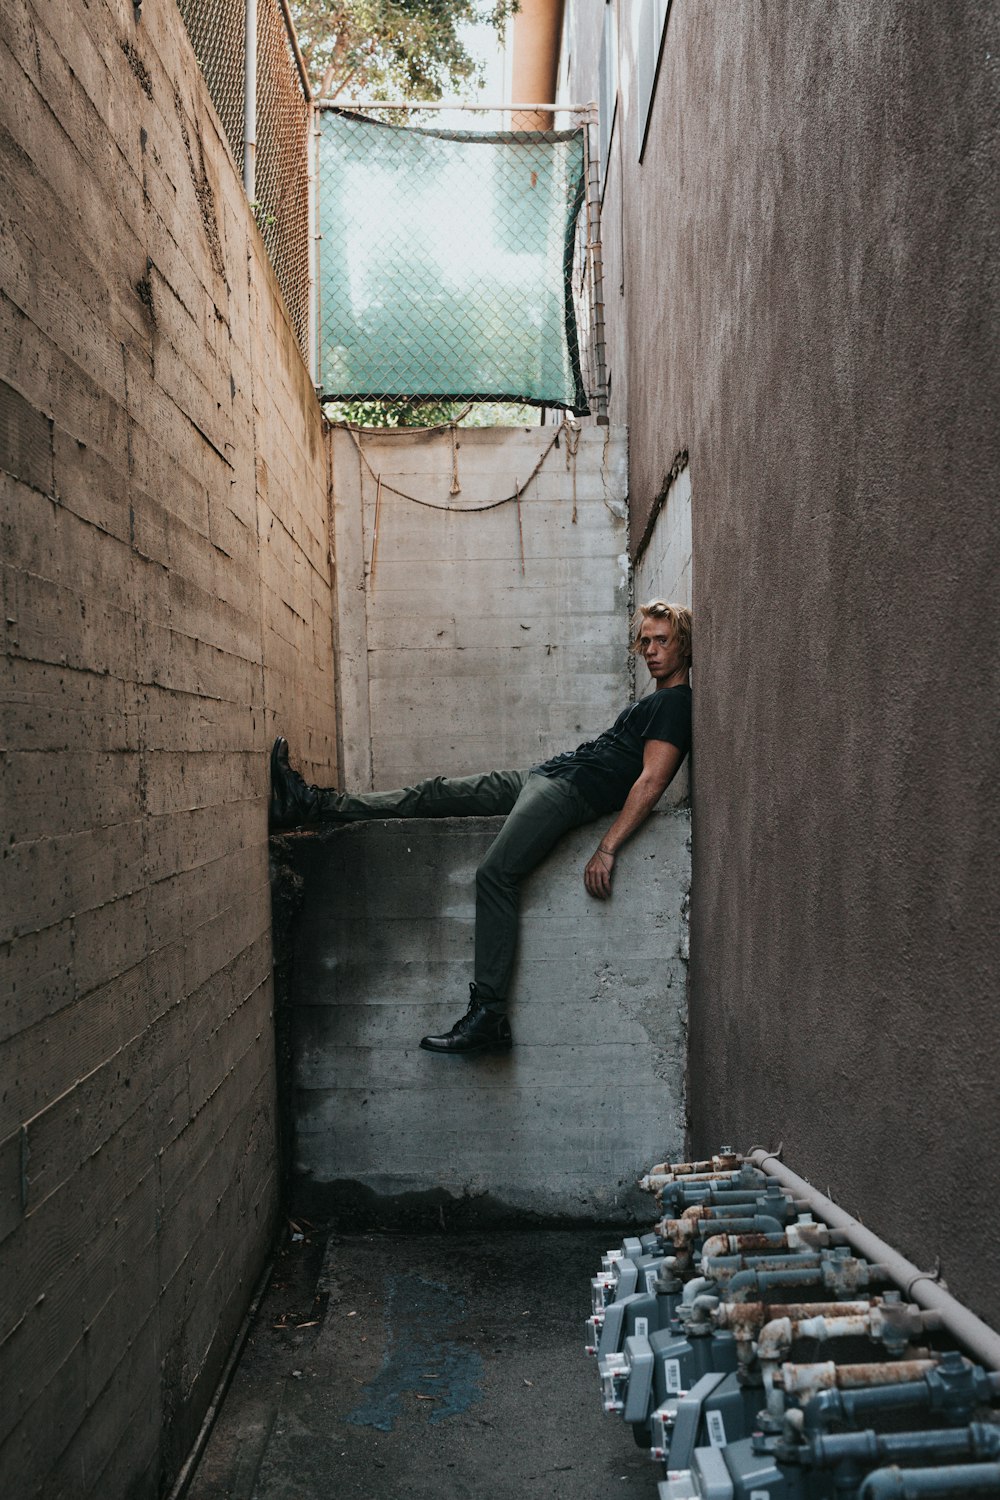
[476,851,508,896]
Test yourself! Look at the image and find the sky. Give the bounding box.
[435,19,514,128]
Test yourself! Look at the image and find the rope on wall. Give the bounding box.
[340,416,580,514]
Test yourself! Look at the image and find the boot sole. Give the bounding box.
[419,1037,513,1054]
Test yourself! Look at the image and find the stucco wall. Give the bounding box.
[564,2,1000,1327]
[0,1,334,1493]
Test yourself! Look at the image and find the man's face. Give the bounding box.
[637,618,685,684]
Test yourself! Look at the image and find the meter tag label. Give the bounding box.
[665,1359,682,1394]
[706,1410,726,1447]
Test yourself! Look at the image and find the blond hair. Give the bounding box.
[630,600,692,669]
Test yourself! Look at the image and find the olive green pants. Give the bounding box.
[318,770,599,1006]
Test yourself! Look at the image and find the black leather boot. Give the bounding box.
[269,737,322,830]
[420,986,512,1055]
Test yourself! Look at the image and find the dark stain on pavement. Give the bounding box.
[347,1273,485,1430]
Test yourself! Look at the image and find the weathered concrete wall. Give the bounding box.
[300,423,691,1223]
[283,808,690,1224]
[329,424,630,788]
[634,467,693,805]
[565,3,1000,1326]
[0,1,334,1494]
[634,467,692,617]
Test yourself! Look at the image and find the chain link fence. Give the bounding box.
[172,7,606,416]
[315,110,595,416]
[175,0,246,175]
[176,0,311,358]
[256,0,311,351]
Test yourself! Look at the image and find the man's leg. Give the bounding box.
[318,769,527,822]
[473,774,598,1005]
[269,738,525,829]
[420,774,597,1055]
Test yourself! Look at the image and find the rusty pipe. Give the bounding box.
[700,1223,848,1261]
[714,1299,874,1337]
[776,1358,942,1399]
[704,1253,825,1285]
[642,1151,741,1181]
[756,1304,946,1418]
[748,1149,1000,1375]
[657,1213,786,1249]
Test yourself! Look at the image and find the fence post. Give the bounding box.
[308,102,320,384]
[582,107,609,425]
[243,0,258,200]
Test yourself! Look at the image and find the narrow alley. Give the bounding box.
[1,1,996,1497]
[185,1230,652,1500]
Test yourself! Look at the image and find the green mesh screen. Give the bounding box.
[317,111,589,414]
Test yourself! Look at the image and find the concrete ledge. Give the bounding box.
[275,807,690,1225]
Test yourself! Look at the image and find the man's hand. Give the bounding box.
[582,739,684,902]
[584,846,616,899]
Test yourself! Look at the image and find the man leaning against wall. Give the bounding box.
[270,601,692,1054]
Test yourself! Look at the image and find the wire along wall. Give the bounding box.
[316,111,590,415]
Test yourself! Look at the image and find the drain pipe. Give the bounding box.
[748,1149,1000,1374]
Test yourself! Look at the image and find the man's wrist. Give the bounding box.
[597,845,616,857]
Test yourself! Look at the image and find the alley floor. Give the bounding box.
[185,1228,655,1500]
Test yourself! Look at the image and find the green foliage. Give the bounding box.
[322,397,540,428]
[323,397,464,427]
[291,0,519,100]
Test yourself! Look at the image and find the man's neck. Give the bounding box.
[652,669,690,692]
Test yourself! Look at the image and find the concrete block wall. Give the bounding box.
[635,467,693,615]
[328,423,631,789]
[283,809,691,1224]
[0,2,333,1495]
[634,466,693,805]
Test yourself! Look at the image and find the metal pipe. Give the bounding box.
[859,1462,1000,1498]
[642,1150,742,1184]
[700,1225,846,1261]
[314,99,591,114]
[748,1149,1000,1373]
[581,116,608,423]
[307,101,319,384]
[811,1422,1000,1469]
[676,1186,792,1208]
[807,1378,955,1433]
[643,1169,746,1194]
[752,1300,944,1421]
[276,0,311,98]
[243,0,258,199]
[704,1252,825,1283]
[777,1359,943,1400]
[801,1353,1000,1432]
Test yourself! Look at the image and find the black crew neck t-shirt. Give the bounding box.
[533,684,692,816]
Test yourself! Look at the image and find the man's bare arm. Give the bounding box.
[583,739,685,899]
